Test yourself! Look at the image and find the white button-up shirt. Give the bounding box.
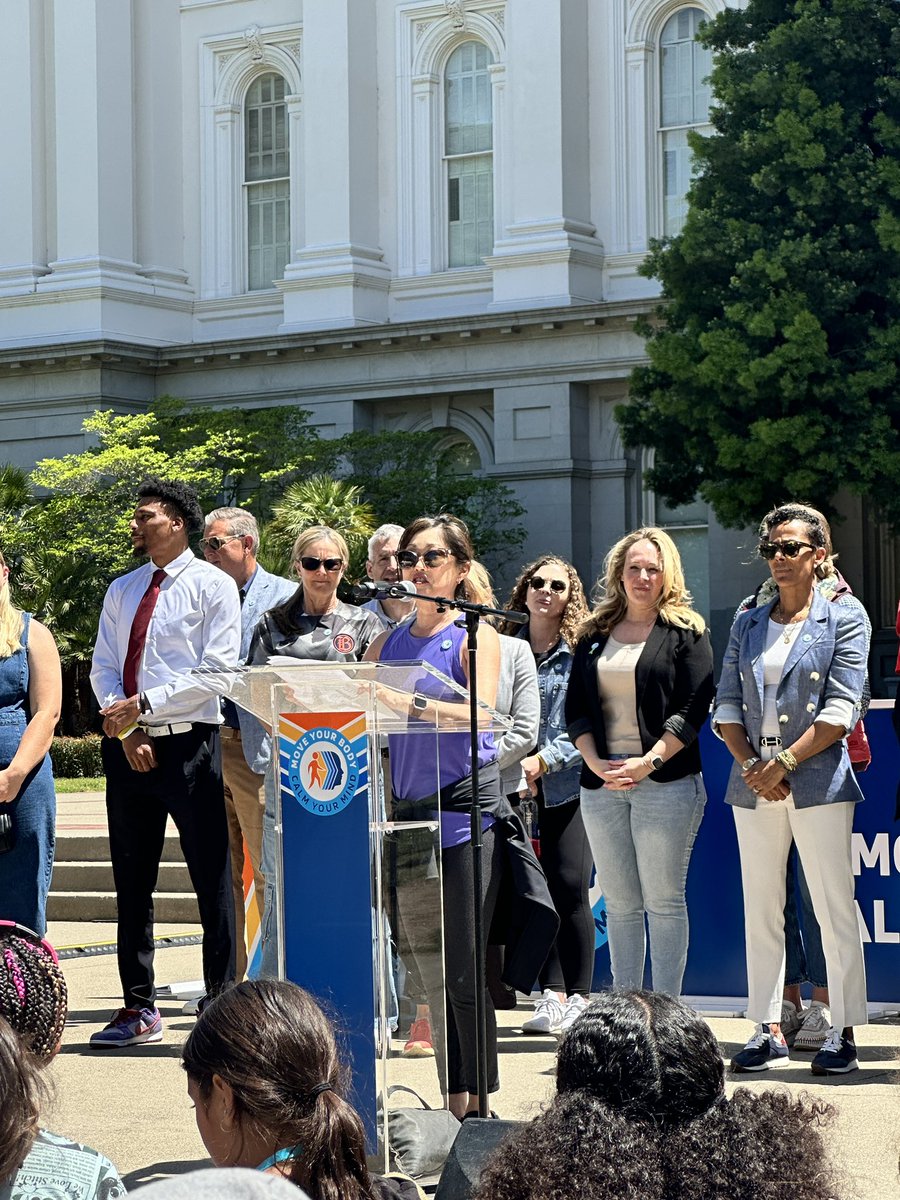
[90,547,241,725]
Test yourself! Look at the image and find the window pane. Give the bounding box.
[245,73,288,183]
[661,8,712,128]
[448,154,494,268]
[662,128,692,235]
[247,179,290,291]
[446,41,493,156]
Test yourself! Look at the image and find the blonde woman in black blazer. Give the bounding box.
[565,528,714,997]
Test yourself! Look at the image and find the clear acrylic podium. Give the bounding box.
[219,658,512,1163]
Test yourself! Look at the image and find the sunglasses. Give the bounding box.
[529,576,567,593]
[396,548,454,569]
[0,920,58,963]
[199,534,242,552]
[758,540,816,560]
[298,556,344,572]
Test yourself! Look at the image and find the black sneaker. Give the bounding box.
[730,1024,790,1072]
[811,1029,858,1075]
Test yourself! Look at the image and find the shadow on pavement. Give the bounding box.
[123,1159,210,1189]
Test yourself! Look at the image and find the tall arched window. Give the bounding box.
[245,72,290,291]
[659,9,712,236]
[444,41,494,269]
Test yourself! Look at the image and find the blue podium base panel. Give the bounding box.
[591,709,900,1001]
[278,710,377,1141]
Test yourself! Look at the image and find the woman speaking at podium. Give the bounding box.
[366,513,555,1120]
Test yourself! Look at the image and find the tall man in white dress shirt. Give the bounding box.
[89,478,241,1046]
[200,506,296,980]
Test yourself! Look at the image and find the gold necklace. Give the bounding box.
[772,598,811,644]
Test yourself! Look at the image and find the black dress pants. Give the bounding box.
[102,726,235,1008]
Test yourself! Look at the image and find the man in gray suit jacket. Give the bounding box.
[202,507,297,980]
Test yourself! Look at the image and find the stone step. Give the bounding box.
[48,891,201,923]
[52,861,194,894]
[54,831,185,864]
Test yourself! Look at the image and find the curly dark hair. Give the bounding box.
[474,991,842,1200]
[137,477,204,534]
[498,555,589,647]
[183,980,378,1200]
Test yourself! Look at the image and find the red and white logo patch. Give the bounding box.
[332,632,356,654]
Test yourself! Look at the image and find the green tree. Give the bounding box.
[263,475,376,581]
[618,0,900,529]
[333,430,527,569]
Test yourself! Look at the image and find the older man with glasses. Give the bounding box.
[361,523,415,630]
[200,507,297,984]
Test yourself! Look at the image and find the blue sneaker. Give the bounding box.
[730,1024,790,1072]
[90,1007,163,1048]
[811,1029,858,1075]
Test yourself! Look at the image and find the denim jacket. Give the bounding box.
[517,628,582,807]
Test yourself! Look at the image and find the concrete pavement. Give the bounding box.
[45,793,900,1195]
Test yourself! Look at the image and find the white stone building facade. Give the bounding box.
[1,0,897,672]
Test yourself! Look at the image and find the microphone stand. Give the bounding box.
[372,580,526,1120]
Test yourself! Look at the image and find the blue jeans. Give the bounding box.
[784,843,827,989]
[580,774,707,997]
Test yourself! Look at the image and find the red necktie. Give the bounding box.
[123,568,167,698]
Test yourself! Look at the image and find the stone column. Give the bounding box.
[40,0,144,290]
[487,0,604,309]
[280,0,390,330]
[0,3,48,296]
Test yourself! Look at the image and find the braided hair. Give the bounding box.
[0,931,67,1062]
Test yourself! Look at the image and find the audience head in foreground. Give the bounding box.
[0,923,125,1198]
[183,980,419,1200]
[474,990,841,1200]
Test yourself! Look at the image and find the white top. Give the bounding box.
[596,634,645,756]
[90,546,241,724]
[761,619,801,736]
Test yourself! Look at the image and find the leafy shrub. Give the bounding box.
[51,736,103,778]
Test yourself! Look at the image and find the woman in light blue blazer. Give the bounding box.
[714,503,868,1078]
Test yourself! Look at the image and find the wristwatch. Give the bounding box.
[741,756,761,771]
[648,754,664,771]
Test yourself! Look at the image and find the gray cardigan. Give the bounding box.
[495,633,540,797]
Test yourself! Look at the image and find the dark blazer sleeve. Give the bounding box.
[662,629,715,747]
[564,637,595,743]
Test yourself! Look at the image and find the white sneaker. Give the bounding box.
[779,999,803,1047]
[521,988,564,1035]
[558,993,589,1035]
[793,1000,831,1051]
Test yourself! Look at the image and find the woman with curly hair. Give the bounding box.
[564,528,714,998]
[182,979,420,1199]
[0,923,125,1198]
[498,557,593,1036]
[473,990,841,1200]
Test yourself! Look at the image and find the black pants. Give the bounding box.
[392,805,504,1096]
[535,787,595,996]
[103,727,235,1008]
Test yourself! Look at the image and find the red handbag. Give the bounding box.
[847,719,871,772]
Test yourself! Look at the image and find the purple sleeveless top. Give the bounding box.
[382,620,497,845]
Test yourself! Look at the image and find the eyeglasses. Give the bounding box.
[529,576,567,593]
[199,534,242,553]
[0,920,58,963]
[396,548,454,570]
[758,540,816,560]
[298,556,344,572]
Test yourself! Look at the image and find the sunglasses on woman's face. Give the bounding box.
[0,920,58,963]
[758,540,815,560]
[396,548,453,569]
[529,576,567,593]
[298,556,343,572]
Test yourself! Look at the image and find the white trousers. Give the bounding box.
[732,799,867,1031]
